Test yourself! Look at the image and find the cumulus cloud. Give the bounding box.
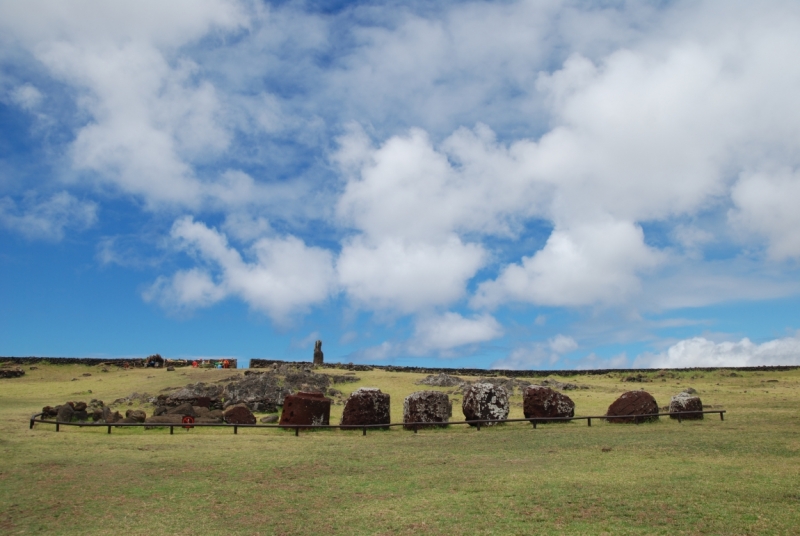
[0,191,97,241]
[474,220,662,308]
[409,312,503,355]
[491,334,578,370]
[638,334,800,368]
[144,217,336,322]
[10,83,43,110]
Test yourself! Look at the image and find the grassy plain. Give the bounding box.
[1,363,800,535]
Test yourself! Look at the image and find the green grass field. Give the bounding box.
[2,364,799,535]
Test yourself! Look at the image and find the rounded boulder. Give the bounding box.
[462,383,509,426]
[607,391,659,423]
[403,391,450,430]
[523,385,575,424]
[669,393,704,419]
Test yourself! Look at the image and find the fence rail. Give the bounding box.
[29,410,725,436]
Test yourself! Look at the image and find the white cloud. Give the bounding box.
[144,217,336,322]
[491,334,578,370]
[0,191,97,241]
[638,334,800,368]
[410,312,503,355]
[473,220,662,308]
[729,168,800,260]
[337,235,485,314]
[10,83,42,110]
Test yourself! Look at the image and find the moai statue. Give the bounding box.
[313,340,324,366]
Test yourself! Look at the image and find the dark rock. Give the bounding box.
[42,406,58,418]
[325,374,361,384]
[166,366,175,371]
[82,373,92,377]
[102,407,122,423]
[118,417,139,425]
[91,409,104,421]
[73,410,89,421]
[313,340,324,365]
[194,397,212,408]
[328,388,342,397]
[73,401,87,412]
[280,392,332,426]
[125,409,147,423]
[260,415,279,423]
[622,373,651,383]
[144,414,184,428]
[403,391,450,429]
[167,402,196,417]
[223,404,256,425]
[166,382,225,407]
[194,416,223,424]
[0,367,25,378]
[153,406,167,417]
[523,385,575,423]
[669,393,704,419]
[341,388,390,428]
[56,404,74,423]
[29,366,38,370]
[416,373,464,387]
[683,387,698,394]
[462,383,509,426]
[607,391,659,423]
[207,409,223,420]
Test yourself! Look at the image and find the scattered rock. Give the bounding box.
[403,391,450,429]
[325,374,361,384]
[622,373,651,383]
[101,368,110,373]
[416,373,464,387]
[166,366,175,371]
[73,410,89,421]
[102,407,122,423]
[341,388,391,428]
[0,367,25,379]
[223,404,256,425]
[607,391,659,423]
[42,406,58,418]
[73,401,87,412]
[683,387,698,394]
[71,378,78,381]
[29,366,38,370]
[56,404,74,423]
[522,385,575,423]
[166,402,196,417]
[280,392,332,426]
[153,406,167,417]
[260,415,279,424]
[602,447,612,452]
[82,373,91,377]
[125,409,147,423]
[539,378,583,391]
[327,388,342,397]
[669,393,703,420]
[462,383,509,426]
[91,409,104,421]
[144,414,184,427]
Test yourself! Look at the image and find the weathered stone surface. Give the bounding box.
[522,385,575,423]
[166,383,225,407]
[0,367,25,378]
[56,404,74,423]
[607,391,659,423]
[403,391,450,429]
[223,404,256,425]
[166,366,175,371]
[144,414,184,427]
[207,409,223,420]
[280,392,332,426]
[340,388,390,428]
[125,409,147,423]
[91,409,104,421]
[260,415,279,423]
[42,406,58,418]
[669,393,704,419]
[102,407,122,423]
[167,402,196,417]
[462,383,509,426]
[153,406,167,417]
[416,373,464,387]
[73,401,87,412]
[73,410,89,421]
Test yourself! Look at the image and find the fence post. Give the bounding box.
[477,422,481,431]
[587,418,591,427]
[362,427,366,436]
[295,427,299,437]
[234,426,238,435]
[720,412,724,421]
[107,425,111,434]
[170,426,174,435]
[56,423,59,432]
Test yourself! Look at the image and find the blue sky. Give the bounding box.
[2,0,800,369]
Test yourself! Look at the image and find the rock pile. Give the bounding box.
[223,404,256,425]
[416,373,464,387]
[403,391,450,429]
[607,391,659,423]
[669,392,703,419]
[340,388,390,428]
[0,367,25,378]
[522,386,575,423]
[462,383,509,426]
[280,392,332,426]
